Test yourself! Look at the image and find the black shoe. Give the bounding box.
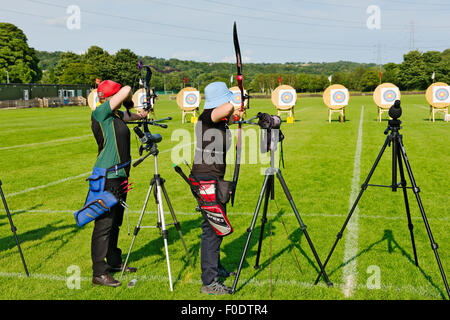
[110,264,137,273]
[200,278,232,295]
[92,274,121,287]
[218,266,236,278]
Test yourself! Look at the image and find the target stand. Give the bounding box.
[176,87,200,124]
[426,82,450,122]
[323,84,349,123]
[373,83,401,122]
[133,88,157,119]
[271,85,296,123]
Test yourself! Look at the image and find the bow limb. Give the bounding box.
[230,21,245,206]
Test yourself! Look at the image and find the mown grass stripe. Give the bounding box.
[0,134,91,151]
[4,142,194,197]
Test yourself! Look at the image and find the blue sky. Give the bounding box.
[1,0,449,64]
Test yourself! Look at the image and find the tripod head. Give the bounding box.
[384,100,402,135]
[131,117,172,167]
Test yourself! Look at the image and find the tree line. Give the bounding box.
[1,22,449,94]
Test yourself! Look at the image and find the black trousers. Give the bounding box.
[201,205,229,285]
[91,177,127,277]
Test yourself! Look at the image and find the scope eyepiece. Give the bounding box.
[388,100,402,120]
[133,126,162,145]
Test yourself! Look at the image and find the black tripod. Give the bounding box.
[0,180,29,277]
[231,150,333,293]
[314,101,450,299]
[120,144,194,291]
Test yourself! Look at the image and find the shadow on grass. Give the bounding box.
[0,209,74,254]
[328,119,351,123]
[0,215,80,273]
[223,207,324,293]
[422,118,446,122]
[120,214,202,287]
[0,203,44,228]
[326,229,447,299]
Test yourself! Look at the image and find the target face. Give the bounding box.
[380,87,400,105]
[138,92,146,107]
[278,89,296,106]
[183,91,200,108]
[432,86,450,103]
[230,89,246,107]
[330,88,348,106]
[93,91,99,105]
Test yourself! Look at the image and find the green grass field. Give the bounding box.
[0,94,448,300]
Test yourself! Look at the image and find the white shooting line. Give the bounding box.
[5,142,195,198]
[342,105,364,298]
[0,134,92,151]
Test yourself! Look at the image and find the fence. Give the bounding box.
[0,96,87,109]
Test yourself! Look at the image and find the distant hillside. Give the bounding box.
[36,50,375,76]
[34,47,450,93]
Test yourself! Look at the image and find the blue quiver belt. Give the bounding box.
[74,167,118,227]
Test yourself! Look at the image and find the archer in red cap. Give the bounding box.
[88,81,148,287]
[97,80,122,99]
[95,80,147,122]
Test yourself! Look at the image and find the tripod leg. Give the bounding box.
[254,175,272,269]
[398,138,450,298]
[275,170,333,286]
[120,181,154,279]
[392,133,398,192]
[0,183,29,277]
[155,177,173,291]
[314,134,391,285]
[396,145,419,266]
[160,180,194,268]
[231,174,270,294]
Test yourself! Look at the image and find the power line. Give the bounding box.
[149,0,450,30]
[383,0,450,7]
[15,0,386,50]
[294,0,450,12]
[198,0,365,26]
[0,8,374,52]
[4,1,449,61]
[144,0,374,30]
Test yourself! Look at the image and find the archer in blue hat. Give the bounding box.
[189,81,242,294]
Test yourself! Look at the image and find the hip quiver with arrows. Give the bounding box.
[74,167,118,227]
[189,177,234,236]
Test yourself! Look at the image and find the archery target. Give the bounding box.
[230,89,243,107]
[176,87,201,112]
[330,88,349,106]
[88,89,100,111]
[323,84,349,110]
[183,91,200,108]
[132,88,148,110]
[432,86,450,104]
[278,89,296,106]
[138,91,146,108]
[380,87,399,105]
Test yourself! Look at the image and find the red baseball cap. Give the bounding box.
[97,80,121,98]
